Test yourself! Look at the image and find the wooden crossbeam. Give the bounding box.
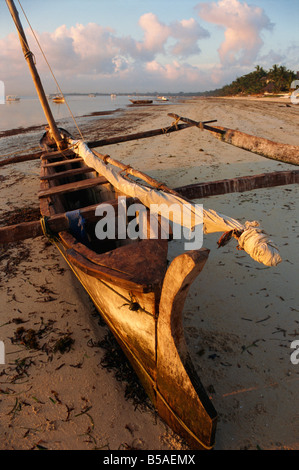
[40,166,97,181]
[43,157,84,168]
[0,197,136,244]
[38,176,108,198]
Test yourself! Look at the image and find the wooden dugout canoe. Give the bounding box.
[38,133,217,450]
[7,0,293,450]
[6,0,218,449]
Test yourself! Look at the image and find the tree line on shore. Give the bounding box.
[203,65,297,97]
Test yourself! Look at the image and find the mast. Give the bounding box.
[6,0,64,149]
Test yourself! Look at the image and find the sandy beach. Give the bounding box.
[0,96,298,451]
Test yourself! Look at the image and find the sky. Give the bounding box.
[1,0,298,95]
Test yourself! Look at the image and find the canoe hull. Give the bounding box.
[59,236,217,449]
[39,146,218,449]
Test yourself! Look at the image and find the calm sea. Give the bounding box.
[0,94,164,132]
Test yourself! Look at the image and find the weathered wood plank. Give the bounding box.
[43,157,84,168]
[0,120,216,168]
[157,248,217,450]
[1,170,297,244]
[87,121,217,149]
[0,152,41,167]
[0,197,135,244]
[65,238,168,293]
[40,166,97,180]
[38,176,108,198]
[175,170,299,199]
[169,113,299,167]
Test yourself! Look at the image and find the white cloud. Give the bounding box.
[196,0,274,65]
[168,18,210,57]
[137,13,171,56]
[145,60,209,87]
[1,14,211,93]
[0,6,281,94]
[133,13,209,60]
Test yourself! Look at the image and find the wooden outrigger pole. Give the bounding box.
[168,113,299,167]
[5,0,64,150]
[0,120,218,168]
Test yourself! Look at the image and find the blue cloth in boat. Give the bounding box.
[65,209,89,245]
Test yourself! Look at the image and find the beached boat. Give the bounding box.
[5,0,219,449]
[130,99,153,105]
[38,134,217,450]
[3,0,293,450]
[52,94,65,103]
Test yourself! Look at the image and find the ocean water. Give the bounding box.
[0,94,163,132]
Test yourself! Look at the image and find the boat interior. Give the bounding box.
[39,132,170,295]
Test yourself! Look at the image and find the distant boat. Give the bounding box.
[157,96,168,101]
[110,93,116,99]
[88,93,96,97]
[6,95,20,101]
[130,99,153,105]
[52,95,65,103]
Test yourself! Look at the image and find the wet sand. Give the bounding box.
[0,97,298,450]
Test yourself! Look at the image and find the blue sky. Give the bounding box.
[1,0,298,94]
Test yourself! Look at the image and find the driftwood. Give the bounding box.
[169,113,299,167]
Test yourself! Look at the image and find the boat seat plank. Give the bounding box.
[65,238,168,293]
[63,233,168,282]
[41,150,74,160]
[43,157,84,168]
[40,166,97,180]
[66,247,153,293]
[38,176,108,198]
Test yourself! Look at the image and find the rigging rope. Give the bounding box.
[17,0,85,141]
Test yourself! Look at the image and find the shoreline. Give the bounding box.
[0,108,125,139]
[0,97,298,450]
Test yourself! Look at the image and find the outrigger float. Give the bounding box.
[1,0,298,450]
